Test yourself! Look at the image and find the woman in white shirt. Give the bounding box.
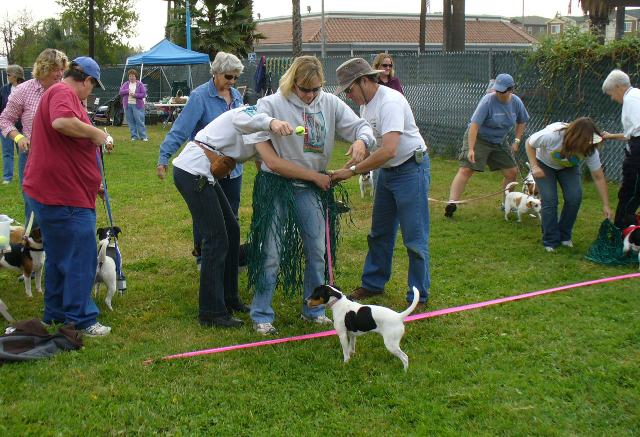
[525,117,611,252]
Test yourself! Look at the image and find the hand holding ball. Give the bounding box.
[295,126,305,136]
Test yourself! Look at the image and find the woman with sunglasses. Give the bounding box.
[372,53,403,95]
[157,51,247,275]
[246,55,375,335]
[444,73,529,218]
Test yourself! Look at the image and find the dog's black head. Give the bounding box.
[97,226,121,241]
[307,284,344,308]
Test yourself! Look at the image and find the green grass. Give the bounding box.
[1,124,638,435]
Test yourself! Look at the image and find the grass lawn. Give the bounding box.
[1,124,638,435]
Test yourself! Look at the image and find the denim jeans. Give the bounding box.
[28,195,100,329]
[174,167,241,319]
[1,135,14,182]
[250,185,327,324]
[18,150,36,227]
[125,104,147,140]
[361,155,431,303]
[534,161,582,248]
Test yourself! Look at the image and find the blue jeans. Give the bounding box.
[361,156,431,303]
[250,186,327,324]
[174,167,241,319]
[18,150,36,226]
[125,104,147,140]
[1,135,14,182]
[28,195,100,329]
[535,161,582,248]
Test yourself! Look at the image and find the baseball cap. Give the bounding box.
[493,73,515,92]
[72,56,105,90]
[334,58,384,95]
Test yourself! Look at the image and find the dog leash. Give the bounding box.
[428,185,517,205]
[143,272,640,364]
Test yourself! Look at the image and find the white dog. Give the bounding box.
[522,162,538,197]
[359,171,374,199]
[94,238,117,310]
[307,284,419,370]
[504,191,542,222]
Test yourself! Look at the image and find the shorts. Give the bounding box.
[458,129,515,172]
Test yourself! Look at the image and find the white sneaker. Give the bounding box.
[142,138,149,142]
[301,314,333,325]
[561,240,573,248]
[2,180,9,185]
[254,322,277,335]
[83,322,111,337]
[544,246,555,253]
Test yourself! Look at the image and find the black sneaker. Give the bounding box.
[444,203,457,218]
[200,315,243,328]
[226,301,250,314]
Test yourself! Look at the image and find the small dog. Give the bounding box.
[622,214,640,269]
[307,284,420,370]
[359,171,374,199]
[504,185,542,222]
[0,228,45,297]
[522,163,539,197]
[94,238,117,310]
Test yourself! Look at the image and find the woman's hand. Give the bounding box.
[467,148,475,164]
[269,119,293,136]
[313,172,331,191]
[603,205,612,220]
[531,164,545,179]
[157,164,168,180]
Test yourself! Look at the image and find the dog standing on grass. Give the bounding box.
[359,171,375,199]
[504,183,542,222]
[307,284,420,370]
[0,228,45,297]
[94,238,117,310]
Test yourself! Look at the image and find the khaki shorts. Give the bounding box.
[458,129,515,172]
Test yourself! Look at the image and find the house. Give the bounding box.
[544,8,640,40]
[545,14,589,36]
[253,12,538,57]
[509,16,550,40]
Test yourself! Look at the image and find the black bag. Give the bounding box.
[0,319,83,362]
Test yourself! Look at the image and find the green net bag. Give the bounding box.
[585,219,637,266]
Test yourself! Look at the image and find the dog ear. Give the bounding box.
[96,227,105,236]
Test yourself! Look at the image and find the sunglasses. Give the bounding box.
[224,74,240,81]
[496,86,514,94]
[296,84,321,94]
[381,63,393,68]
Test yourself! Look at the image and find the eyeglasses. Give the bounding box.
[381,63,393,68]
[496,87,514,94]
[296,84,321,94]
[224,74,240,81]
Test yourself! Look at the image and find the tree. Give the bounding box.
[577,0,613,43]
[419,0,427,53]
[443,0,465,52]
[0,9,34,62]
[291,0,302,57]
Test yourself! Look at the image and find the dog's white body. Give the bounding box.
[307,285,420,370]
[94,238,117,310]
[359,171,374,199]
[522,163,538,197]
[504,191,542,222]
[0,234,45,297]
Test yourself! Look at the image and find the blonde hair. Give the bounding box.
[32,48,68,80]
[279,56,324,98]
[372,53,394,78]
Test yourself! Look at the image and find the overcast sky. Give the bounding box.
[0,0,617,51]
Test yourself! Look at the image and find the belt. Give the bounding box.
[382,155,417,171]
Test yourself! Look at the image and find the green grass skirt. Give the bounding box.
[585,219,637,266]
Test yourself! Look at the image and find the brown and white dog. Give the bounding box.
[522,162,539,197]
[504,184,542,222]
[359,171,374,199]
[0,228,45,297]
[307,284,419,370]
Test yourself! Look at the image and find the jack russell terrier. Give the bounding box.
[307,284,420,370]
[0,228,45,297]
[94,238,117,310]
[359,171,374,199]
[504,184,541,222]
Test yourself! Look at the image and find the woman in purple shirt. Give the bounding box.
[372,53,404,95]
[119,69,148,141]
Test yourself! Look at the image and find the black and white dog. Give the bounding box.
[0,228,45,297]
[359,171,375,199]
[94,238,117,310]
[307,284,420,370]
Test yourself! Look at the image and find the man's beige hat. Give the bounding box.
[334,58,384,95]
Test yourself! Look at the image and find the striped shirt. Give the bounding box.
[0,78,45,139]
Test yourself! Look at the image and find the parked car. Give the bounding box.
[93,94,124,126]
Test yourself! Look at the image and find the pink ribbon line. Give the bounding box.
[145,272,640,364]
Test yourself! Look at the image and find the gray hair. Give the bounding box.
[210,52,244,76]
[602,69,631,94]
[6,64,25,81]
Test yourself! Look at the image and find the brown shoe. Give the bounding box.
[348,286,384,300]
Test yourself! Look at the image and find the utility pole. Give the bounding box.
[88,0,95,58]
[186,0,191,50]
[321,0,326,58]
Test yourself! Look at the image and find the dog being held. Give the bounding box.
[0,227,45,297]
[504,184,542,222]
[522,162,539,197]
[307,284,420,370]
[359,171,374,199]
[94,238,117,310]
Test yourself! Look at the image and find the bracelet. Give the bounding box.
[13,134,24,144]
[513,138,521,144]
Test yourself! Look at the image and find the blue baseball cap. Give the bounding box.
[72,56,105,90]
[493,73,515,92]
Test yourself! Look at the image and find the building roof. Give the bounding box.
[510,16,551,26]
[255,12,539,47]
[625,8,640,19]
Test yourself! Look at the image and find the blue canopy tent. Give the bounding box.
[122,39,210,95]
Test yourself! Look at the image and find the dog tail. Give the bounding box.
[97,238,108,266]
[504,181,518,195]
[398,286,421,319]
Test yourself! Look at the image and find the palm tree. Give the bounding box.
[292,0,302,57]
[419,0,427,53]
[577,0,613,43]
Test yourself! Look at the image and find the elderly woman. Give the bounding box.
[247,55,374,335]
[172,106,330,327]
[157,51,245,268]
[0,48,68,223]
[1,64,25,184]
[601,69,640,229]
[119,69,148,141]
[372,53,403,94]
[444,73,529,218]
[525,117,611,252]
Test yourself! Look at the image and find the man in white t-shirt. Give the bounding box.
[331,58,430,306]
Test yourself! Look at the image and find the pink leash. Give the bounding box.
[144,272,640,364]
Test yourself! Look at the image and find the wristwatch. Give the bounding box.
[349,165,357,174]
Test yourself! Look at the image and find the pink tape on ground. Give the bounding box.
[146,273,640,364]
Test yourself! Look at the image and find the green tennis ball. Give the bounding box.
[0,235,8,246]
[295,126,305,136]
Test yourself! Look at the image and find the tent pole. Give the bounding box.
[188,65,193,91]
